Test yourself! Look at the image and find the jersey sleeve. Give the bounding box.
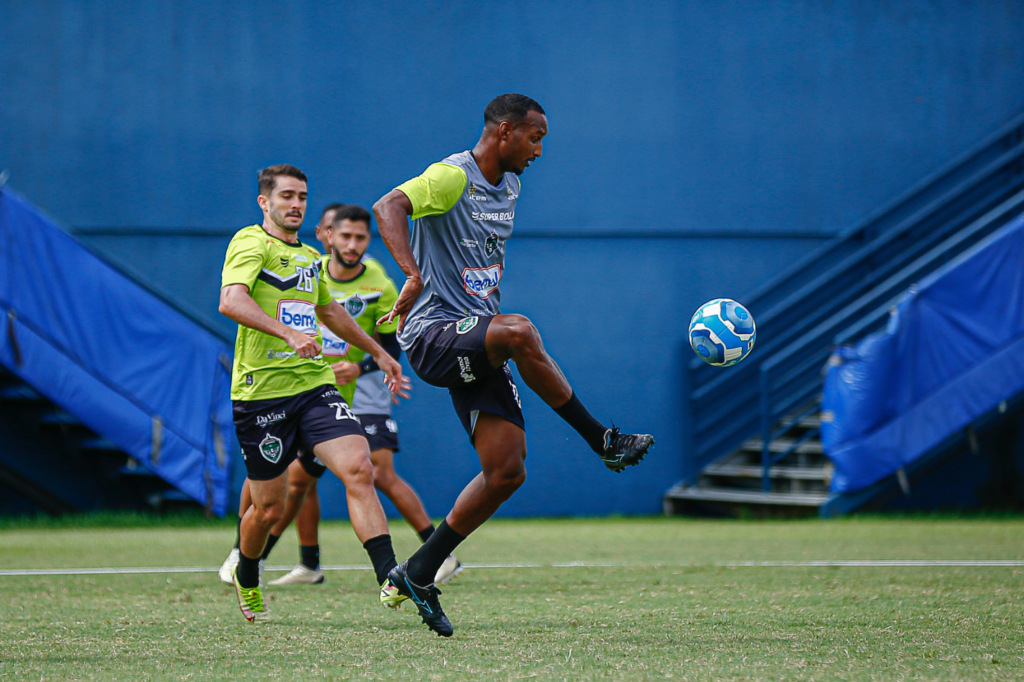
[375,275,400,334]
[221,232,266,290]
[315,265,333,306]
[395,163,467,220]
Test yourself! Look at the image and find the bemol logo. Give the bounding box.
[320,326,350,357]
[277,299,319,335]
[461,264,502,300]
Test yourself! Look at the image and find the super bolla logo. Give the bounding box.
[277,299,319,335]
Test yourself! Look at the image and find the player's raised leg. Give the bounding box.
[485,313,654,472]
[312,434,397,587]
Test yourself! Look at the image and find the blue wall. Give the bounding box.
[3,1,1024,516]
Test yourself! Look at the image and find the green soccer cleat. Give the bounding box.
[231,566,265,622]
[380,576,409,609]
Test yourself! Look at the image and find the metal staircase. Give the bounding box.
[0,367,198,515]
[666,112,1024,516]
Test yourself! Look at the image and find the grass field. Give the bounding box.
[2,514,1023,681]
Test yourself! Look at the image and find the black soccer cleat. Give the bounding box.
[385,562,453,637]
[599,426,654,473]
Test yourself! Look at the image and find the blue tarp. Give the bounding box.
[822,213,1024,494]
[0,188,234,515]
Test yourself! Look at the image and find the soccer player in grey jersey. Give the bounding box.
[373,93,654,636]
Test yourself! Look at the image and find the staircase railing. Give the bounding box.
[685,111,1024,483]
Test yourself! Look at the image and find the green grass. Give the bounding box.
[2,516,1023,680]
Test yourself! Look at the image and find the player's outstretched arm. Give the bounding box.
[219,284,322,359]
[373,190,422,333]
[316,300,409,397]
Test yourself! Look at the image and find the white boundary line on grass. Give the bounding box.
[1,560,1023,577]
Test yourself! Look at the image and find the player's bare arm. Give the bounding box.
[219,283,322,358]
[316,300,408,397]
[373,190,421,331]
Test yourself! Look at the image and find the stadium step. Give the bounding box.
[703,463,831,481]
[663,484,830,517]
[739,437,824,456]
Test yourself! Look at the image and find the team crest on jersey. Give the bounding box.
[259,434,283,463]
[485,232,501,257]
[456,316,479,334]
[345,296,367,317]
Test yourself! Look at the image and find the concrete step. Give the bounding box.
[665,485,829,507]
[703,463,830,481]
[741,437,824,455]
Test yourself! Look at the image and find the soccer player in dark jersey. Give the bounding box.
[372,94,654,636]
[219,165,408,622]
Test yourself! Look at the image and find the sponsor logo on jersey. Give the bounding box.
[259,434,283,463]
[458,356,476,383]
[322,388,341,399]
[278,299,319,335]
[485,232,503,257]
[386,419,398,433]
[460,238,479,248]
[345,296,367,317]
[320,326,350,356]
[456,316,479,334]
[442,322,454,332]
[294,254,310,264]
[507,186,518,201]
[364,423,378,435]
[461,264,502,300]
[471,211,514,222]
[279,257,290,268]
[256,411,286,428]
[467,184,487,201]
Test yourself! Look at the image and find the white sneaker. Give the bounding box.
[218,548,240,585]
[269,564,326,586]
[434,554,463,585]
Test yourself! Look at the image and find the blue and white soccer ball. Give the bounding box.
[688,298,756,367]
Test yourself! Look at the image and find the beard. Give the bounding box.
[333,247,363,268]
[269,206,302,232]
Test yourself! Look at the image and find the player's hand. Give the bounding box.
[390,377,412,405]
[286,331,322,359]
[376,353,411,400]
[331,361,361,385]
[378,274,423,334]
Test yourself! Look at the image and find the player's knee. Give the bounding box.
[372,465,398,492]
[499,314,540,353]
[257,502,284,527]
[485,459,526,495]
[288,479,312,498]
[342,454,375,488]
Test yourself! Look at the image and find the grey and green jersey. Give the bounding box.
[393,150,520,350]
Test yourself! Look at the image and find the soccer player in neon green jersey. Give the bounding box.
[219,164,407,622]
[373,94,654,636]
[222,205,461,587]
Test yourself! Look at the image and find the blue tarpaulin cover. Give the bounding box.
[0,188,234,515]
[822,214,1024,493]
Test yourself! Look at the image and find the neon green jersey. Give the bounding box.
[320,255,399,406]
[221,225,335,401]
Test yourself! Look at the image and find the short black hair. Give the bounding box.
[257,164,307,196]
[331,204,372,229]
[483,93,545,128]
[320,202,345,220]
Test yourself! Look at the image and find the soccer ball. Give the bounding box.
[688,298,756,367]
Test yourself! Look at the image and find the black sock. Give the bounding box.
[233,517,242,550]
[300,544,320,570]
[417,524,435,543]
[554,391,608,453]
[407,520,466,586]
[261,533,280,560]
[362,534,398,586]
[237,551,260,588]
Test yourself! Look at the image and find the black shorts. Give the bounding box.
[233,384,364,481]
[296,448,328,479]
[360,413,400,453]
[406,315,524,439]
